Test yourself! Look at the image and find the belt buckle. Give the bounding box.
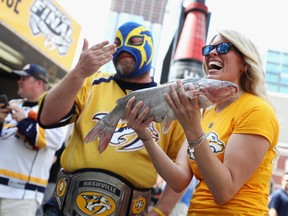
[64,171,133,215]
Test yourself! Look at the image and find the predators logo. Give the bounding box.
[76,192,116,215]
[92,113,159,152]
[131,196,147,214]
[56,178,67,197]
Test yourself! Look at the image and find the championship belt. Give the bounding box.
[54,168,151,216]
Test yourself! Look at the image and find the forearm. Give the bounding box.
[151,184,184,215]
[143,138,191,192]
[39,69,85,125]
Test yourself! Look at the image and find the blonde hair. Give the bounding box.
[204,30,269,102]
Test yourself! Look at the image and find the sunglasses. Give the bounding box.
[202,42,233,57]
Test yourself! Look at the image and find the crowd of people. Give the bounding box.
[0,20,284,216]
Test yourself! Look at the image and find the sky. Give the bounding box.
[57,0,288,67]
[205,0,288,53]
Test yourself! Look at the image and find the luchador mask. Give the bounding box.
[113,22,154,78]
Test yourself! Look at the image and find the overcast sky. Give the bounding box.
[206,0,288,53]
[57,0,288,69]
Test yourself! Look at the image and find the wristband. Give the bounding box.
[187,133,206,156]
[153,207,165,216]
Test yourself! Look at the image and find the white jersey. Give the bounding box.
[0,99,67,205]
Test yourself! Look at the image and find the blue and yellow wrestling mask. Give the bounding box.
[113,22,154,78]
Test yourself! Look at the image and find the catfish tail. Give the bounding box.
[84,120,117,153]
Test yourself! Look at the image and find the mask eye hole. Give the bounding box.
[114,37,121,47]
[128,36,144,46]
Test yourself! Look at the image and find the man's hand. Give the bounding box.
[0,104,11,123]
[72,39,117,79]
[10,106,26,122]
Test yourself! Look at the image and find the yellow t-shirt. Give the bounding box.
[188,93,279,215]
[39,72,185,188]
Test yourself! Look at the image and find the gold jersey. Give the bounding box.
[40,72,185,189]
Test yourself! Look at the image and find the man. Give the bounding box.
[0,64,67,216]
[269,173,288,216]
[38,22,185,215]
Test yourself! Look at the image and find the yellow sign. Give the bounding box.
[0,0,81,71]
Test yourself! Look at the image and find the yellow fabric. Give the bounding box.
[153,207,165,216]
[56,72,185,188]
[188,93,279,215]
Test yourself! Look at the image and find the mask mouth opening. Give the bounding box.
[115,53,137,78]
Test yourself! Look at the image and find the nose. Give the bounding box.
[209,47,218,56]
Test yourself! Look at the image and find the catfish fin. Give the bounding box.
[197,94,213,108]
[84,122,117,153]
[83,124,102,144]
[185,90,199,99]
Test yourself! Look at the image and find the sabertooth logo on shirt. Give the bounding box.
[29,0,73,55]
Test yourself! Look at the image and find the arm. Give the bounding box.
[127,80,273,205]
[147,184,185,216]
[39,39,116,126]
[165,80,271,204]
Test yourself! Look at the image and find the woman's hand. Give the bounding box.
[125,96,154,140]
[165,80,203,137]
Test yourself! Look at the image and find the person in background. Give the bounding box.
[36,143,66,216]
[0,64,67,216]
[125,29,279,215]
[37,22,186,216]
[148,174,165,209]
[268,173,288,216]
[170,176,198,216]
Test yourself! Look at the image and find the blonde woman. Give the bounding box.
[126,30,280,215]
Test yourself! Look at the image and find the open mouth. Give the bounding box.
[117,52,133,61]
[208,61,223,70]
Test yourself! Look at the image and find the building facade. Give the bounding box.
[265,50,288,93]
[264,50,288,190]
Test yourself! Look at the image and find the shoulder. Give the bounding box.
[232,93,279,144]
[270,188,284,198]
[237,93,276,116]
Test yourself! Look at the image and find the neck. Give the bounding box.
[215,90,244,113]
[120,72,152,83]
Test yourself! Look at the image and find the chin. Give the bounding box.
[206,73,222,80]
[206,74,216,79]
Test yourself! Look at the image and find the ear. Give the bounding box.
[241,63,247,72]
